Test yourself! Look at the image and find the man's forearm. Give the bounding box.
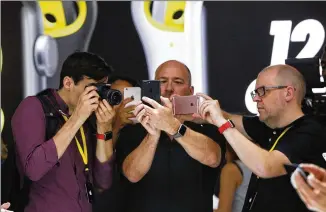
[96,138,114,162]
[53,114,84,159]
[122,134,159,183]
[223,128,288,178]
[96,124,114,162]
[176,128,221,168]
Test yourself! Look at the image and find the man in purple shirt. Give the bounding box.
[12,52,115,212]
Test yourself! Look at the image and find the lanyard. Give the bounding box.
[248,126,292,210]
[61,114,89,172]
[268,126,292,152]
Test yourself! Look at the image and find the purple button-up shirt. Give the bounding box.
[12,89,113,212]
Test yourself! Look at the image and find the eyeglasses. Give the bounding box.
[250,86,288,100]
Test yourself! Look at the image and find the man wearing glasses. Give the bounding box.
[195,64,326,212]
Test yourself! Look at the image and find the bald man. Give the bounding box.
[115,60,225,212]
[197,64,326,212]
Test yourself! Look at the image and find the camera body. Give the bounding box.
[88,83,122,106]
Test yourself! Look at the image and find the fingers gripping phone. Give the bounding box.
[172,95,200,115]
[141,80,161,107]
[124,87,141,124]
[124,87,141,107]
[284,163,309,181]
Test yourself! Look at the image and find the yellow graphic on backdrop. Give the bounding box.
[144,1,185,32]
[39,1,87,38]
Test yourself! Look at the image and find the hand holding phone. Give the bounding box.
[284,163,309,181]
[141,80,161,107]
[124,87,141,108]
[124,87,141,123]
[172,95,200,115]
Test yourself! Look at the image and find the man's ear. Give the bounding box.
[285,86,295,102]
[62,76,74,91]
[190,86,194,95]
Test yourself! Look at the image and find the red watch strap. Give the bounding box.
[218,120,233,134]
[96,134,105,140]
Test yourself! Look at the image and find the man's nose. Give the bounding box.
[166,81,173,91]
[252,94,261,102]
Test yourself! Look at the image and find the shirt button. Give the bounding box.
[268,138,272,142]
[273,131,276,135]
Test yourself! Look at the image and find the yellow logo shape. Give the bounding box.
[39,1,87,38]
[144,1,185,32]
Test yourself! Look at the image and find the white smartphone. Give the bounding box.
[124,87,141,123]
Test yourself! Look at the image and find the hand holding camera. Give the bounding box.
[73,85,100,123]
[95,99,116,134]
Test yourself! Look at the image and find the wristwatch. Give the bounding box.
[218,119,235,134]
[172,124,187,139]
[96,131,113,141]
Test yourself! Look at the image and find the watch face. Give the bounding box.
[179,124,187,136]
[104,131,113,141]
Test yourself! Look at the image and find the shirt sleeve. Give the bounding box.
[276,121,326,166]
[11,96,59,181]
[93,154,115,189]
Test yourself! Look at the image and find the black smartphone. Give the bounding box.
[283,163,308,181]
[141,80,161,107]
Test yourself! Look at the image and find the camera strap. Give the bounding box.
[248,126,292,210]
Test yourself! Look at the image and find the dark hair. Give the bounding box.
[107,75,140,87]
[59,52,113,88]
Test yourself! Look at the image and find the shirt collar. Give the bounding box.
[52,89,70,115]
[274,115,307,132]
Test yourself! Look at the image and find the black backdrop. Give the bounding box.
[1,1,326,210]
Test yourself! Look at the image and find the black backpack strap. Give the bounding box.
[36,89,64,140]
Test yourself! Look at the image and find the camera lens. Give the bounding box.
[106,89,122,106]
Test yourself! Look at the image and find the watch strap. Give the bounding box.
[218,119,235,134]
[96,131,113,141]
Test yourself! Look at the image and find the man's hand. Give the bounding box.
[163,94,206,124]
[95,99,115,134]
[142,96,180,135]
[73,86,99,123]
[292,164,326,212]
[1,202,10,210]
[197,93,226,127]
[114,98,137,129]
[134,103,160,137]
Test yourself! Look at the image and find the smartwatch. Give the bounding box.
[96,131,113,141]
[218,119,235,134]
[172,124,187,139]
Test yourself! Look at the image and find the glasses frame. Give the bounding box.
[251,86,288,100]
